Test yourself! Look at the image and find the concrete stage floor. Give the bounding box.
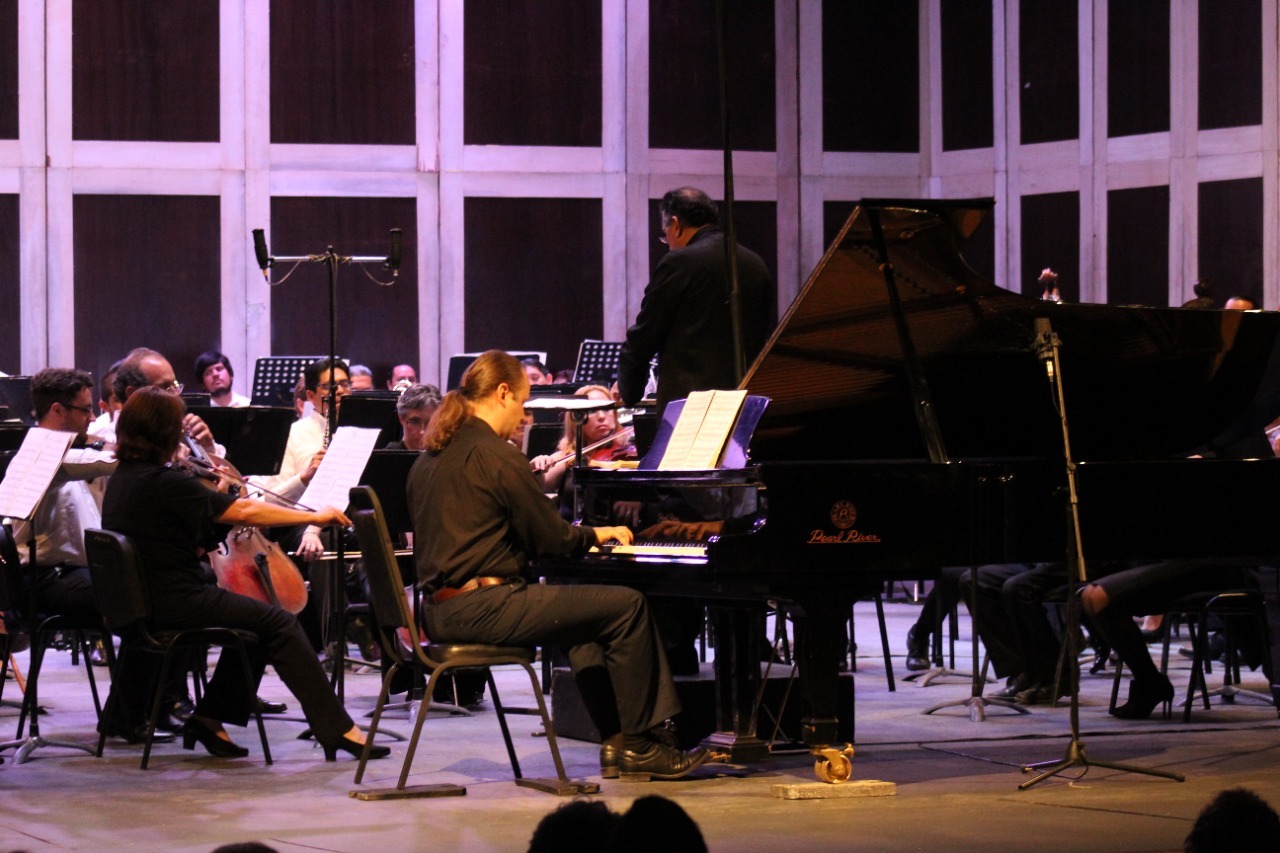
[2,599,1279,852]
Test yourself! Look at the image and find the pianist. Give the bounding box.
[408,350,709,781]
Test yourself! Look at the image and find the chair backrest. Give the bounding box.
[84,529,151,632]
[348,486,419,659]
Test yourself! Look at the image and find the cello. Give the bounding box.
[178,434,310,614]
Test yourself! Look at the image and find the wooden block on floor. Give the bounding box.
[771,779,896,800]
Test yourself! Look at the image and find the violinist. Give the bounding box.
[100,387,389,761]
[531,385,635,494]
[106,348,220,455]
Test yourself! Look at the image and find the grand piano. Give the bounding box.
[534,198,1280,776]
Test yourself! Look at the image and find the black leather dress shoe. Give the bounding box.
[99,722,176,745]
[254,696,288,715]
[600,742,619,779]
[618,740,709,782]
[904,625,931,672]
[991,673,1033,700]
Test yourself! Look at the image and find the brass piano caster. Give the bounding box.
[812,745,855,783]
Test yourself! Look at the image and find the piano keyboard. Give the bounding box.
[589,541,708,560]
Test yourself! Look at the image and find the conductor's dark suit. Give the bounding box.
[617,226,773,417]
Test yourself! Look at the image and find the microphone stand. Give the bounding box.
[1018,317,1184,789]
[251,229,400,702]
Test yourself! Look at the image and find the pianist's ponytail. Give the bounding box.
[423,349,526,453]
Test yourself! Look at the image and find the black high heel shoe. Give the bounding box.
[322,734,391,762]
[1111,675,1175,720]
[181,719,249,758]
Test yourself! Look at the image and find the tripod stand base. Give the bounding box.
[0,735,96,765]
[1019,740,1185,789]
[903,667,989,688]
[924,695,1030,721]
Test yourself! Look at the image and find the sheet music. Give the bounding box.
[658,390,748,470]
[0,428,76,520]
[299,426,382,511]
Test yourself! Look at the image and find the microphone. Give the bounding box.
[252,229,271,280]
[386,228,402,276]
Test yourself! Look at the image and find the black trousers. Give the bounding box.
[113,586,353,744]
[963,563,1060,682]
[422,579,680,737]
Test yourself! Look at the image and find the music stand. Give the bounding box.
[360,450,419,546]
[573,340,623,386]
[446,351,546,391]
[250,356,330,408]
[187,406,296,477]
[340,393,402,450]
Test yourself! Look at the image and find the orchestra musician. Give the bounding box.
[99,386,389,761]
[531,384,635,495]
[194,350,251,407]
[386,383,442,451]
[407,350,708,781]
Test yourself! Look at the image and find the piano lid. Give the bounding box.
[742,198,1280,462]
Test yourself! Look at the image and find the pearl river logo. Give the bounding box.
[808,500,882,544]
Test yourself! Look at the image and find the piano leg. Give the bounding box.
[700,605,770,764]
[791,603,849,747]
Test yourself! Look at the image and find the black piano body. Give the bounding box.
[534,198,1280,759]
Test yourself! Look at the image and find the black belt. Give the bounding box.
[430,576,507,605]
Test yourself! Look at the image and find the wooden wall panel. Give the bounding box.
[464,198,601,375]
[1198,177,1263,307]
[1108,0,1170,138]
[1199,0,1262,131]
[649,0,775,151]
[941,0,993,152]
[270,0,416,145]
[0,0,16,139]
[72,195,221,394]
[268,197,419,386]
[72,0,220,142]
[1106,185,1170,306]
[1021,191,1080,301]
[463,0,601,147]
[1019,0,1078,144]
[0,194,17,372]
[822,0,918,153]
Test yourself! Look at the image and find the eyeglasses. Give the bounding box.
[62,403,94,415]
[316,380,352,394]
[658,220,671,245]
[152,380,184,395]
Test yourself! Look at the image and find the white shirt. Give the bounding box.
[249,410,325,503]
[212,391,251,408]
[9,446,116,567]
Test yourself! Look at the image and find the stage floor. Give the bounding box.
[2,599,1278,852]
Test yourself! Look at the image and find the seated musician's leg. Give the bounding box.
[960,564,1031,697]
[1003,563,1068,704]
[905,567,966,671]
[1082,564,1176,719]
[426,580,706,780]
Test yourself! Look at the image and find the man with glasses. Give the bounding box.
[9,368,116,624]
[109,347,218,454]
[249,357,350,560]
[617,187,773,421]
